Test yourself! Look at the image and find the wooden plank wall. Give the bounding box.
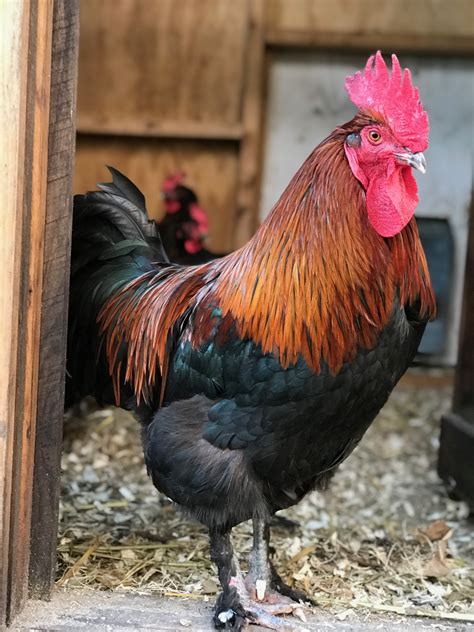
[75,0,473,253]
[75,0,264,251]
[77,0,247,131]
[75,138,240,251]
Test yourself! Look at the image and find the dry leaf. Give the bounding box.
[418,520,452,543]
[289,544,316,564]
[422,556,451,579]
[421,542,451,579]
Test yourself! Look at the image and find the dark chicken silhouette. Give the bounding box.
[159,172,226,264]
[68,53,435,630]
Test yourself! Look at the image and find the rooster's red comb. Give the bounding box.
[345,51,428,152]
[162,171,186,193]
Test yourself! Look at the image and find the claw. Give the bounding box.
[256,579,266,601]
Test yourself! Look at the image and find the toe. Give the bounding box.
[244,603,309,631]
[273,582,315,606]
[270,563,315,606]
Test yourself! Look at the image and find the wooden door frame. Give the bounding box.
[439,195,474,505]
[0,0,79,626]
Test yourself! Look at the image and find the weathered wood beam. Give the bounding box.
[265,30,474,56]
[76,117,243,141]
[28,0,79,601]
[0,1,31,625]
[7,0,54,620]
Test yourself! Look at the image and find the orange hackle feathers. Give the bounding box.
[215,117,435,374]
[99,114,435,405]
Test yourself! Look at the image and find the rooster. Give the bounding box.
[159,172,225,264]
[68,52,435,630]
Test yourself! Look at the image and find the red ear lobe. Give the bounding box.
[344,144,368,189]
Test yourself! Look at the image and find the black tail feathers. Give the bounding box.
[67,167,171,408]
[73,166,169,264]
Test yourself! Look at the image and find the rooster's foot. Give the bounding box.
[214,575,308,630]
[210,521,311,630]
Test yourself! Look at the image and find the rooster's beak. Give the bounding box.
[395,151,427,174]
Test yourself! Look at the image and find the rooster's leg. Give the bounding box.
[247,518,315,606]
[210,527,247,628]
[210,526,304,631]
[245,518,271,599]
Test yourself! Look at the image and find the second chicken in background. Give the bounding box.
[159,172,228,265]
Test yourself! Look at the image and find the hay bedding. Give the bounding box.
[58,370,473,621]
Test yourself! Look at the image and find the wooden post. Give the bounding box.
[0,0,79,625]
[7,0,54,618]
[0,1,31,624]
[438,193,474,505]
[29,0,79,599]
[452,194,474,415]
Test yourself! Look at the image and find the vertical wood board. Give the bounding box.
[0,1,30,625]
[453,194,474,413]
[29,0,79,599]
[8,0,54,619]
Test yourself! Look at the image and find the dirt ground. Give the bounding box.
[16,368,473,630]
[12,589,474,631]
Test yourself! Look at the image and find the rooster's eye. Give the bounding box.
[368,130,382,144]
